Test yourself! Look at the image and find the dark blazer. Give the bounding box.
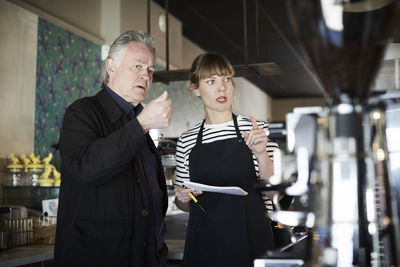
[54,89,168,267]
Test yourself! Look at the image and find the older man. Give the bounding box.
[54,31,171,267]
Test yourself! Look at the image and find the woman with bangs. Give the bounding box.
[174,52,277,267]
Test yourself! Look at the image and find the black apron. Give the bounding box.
[182,114,275,267]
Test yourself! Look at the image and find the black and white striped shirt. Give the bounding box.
[175,115,279,211]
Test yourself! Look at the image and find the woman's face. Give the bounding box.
[193,74,233,115]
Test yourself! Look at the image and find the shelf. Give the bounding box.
[2,186,59,211]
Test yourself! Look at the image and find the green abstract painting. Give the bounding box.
[35,18,101,170]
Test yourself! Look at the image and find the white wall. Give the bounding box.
[233,78,272,121]
[148,1,183,69]
[20,0,102,39]
[0,0,37,157]
[182,38,204,69]
[100,0,121,45]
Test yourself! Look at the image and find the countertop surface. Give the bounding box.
[0,212,189,266]
[0,244,53,266]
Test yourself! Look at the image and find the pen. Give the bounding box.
[188,191,206,213]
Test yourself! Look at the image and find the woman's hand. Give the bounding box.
[241,114,274,180]
[174,186,203,203]
[241,114,269,157]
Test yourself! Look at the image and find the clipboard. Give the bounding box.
[184,181,248,196]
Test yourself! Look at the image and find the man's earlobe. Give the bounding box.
[106,59,116,74]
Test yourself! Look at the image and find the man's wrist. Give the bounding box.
[136,115,150,134]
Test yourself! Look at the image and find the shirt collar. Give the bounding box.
[105,86,143,118]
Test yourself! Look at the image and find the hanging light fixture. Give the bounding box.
[152,0,284,84]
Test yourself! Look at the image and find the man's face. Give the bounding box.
[107,41,156,106]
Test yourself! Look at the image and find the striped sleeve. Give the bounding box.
[175,136,188,186]
[175,123,201,186]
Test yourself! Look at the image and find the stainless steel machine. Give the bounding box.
[255,1,400,266]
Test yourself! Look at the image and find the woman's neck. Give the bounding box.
[204,109,233,124]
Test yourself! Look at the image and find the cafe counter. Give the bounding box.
[0,212,188,266]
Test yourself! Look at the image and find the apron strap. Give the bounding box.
[196,120,206,145]
[232,113,243,142]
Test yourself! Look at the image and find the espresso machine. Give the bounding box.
[255,1,400,266]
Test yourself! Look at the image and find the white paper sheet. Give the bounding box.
[184,181,248,196]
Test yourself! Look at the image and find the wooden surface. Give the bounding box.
[0,244,53,266]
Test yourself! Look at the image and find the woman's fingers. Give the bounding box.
[246,128,265,146]
[174,186,191,202]
[249,114,258,129]
[192,190,203,196]
[242,115,269,152]
[174,186,203,203]
[251,134,268,146]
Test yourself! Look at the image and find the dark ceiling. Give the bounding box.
[153,0,400,99]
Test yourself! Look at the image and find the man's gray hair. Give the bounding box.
[101,30,155,86]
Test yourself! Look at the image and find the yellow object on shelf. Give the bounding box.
[4,153,24,186]
[20,154,31,166]
[7,152,61,187]
[37,168,54,187]
[24,153,44,186]
[53,169,61,187]
[37,154,61,187]
[42,153,53,165]
[37,179,54,187]
[28,153,44,169]
[6,153,24,169]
